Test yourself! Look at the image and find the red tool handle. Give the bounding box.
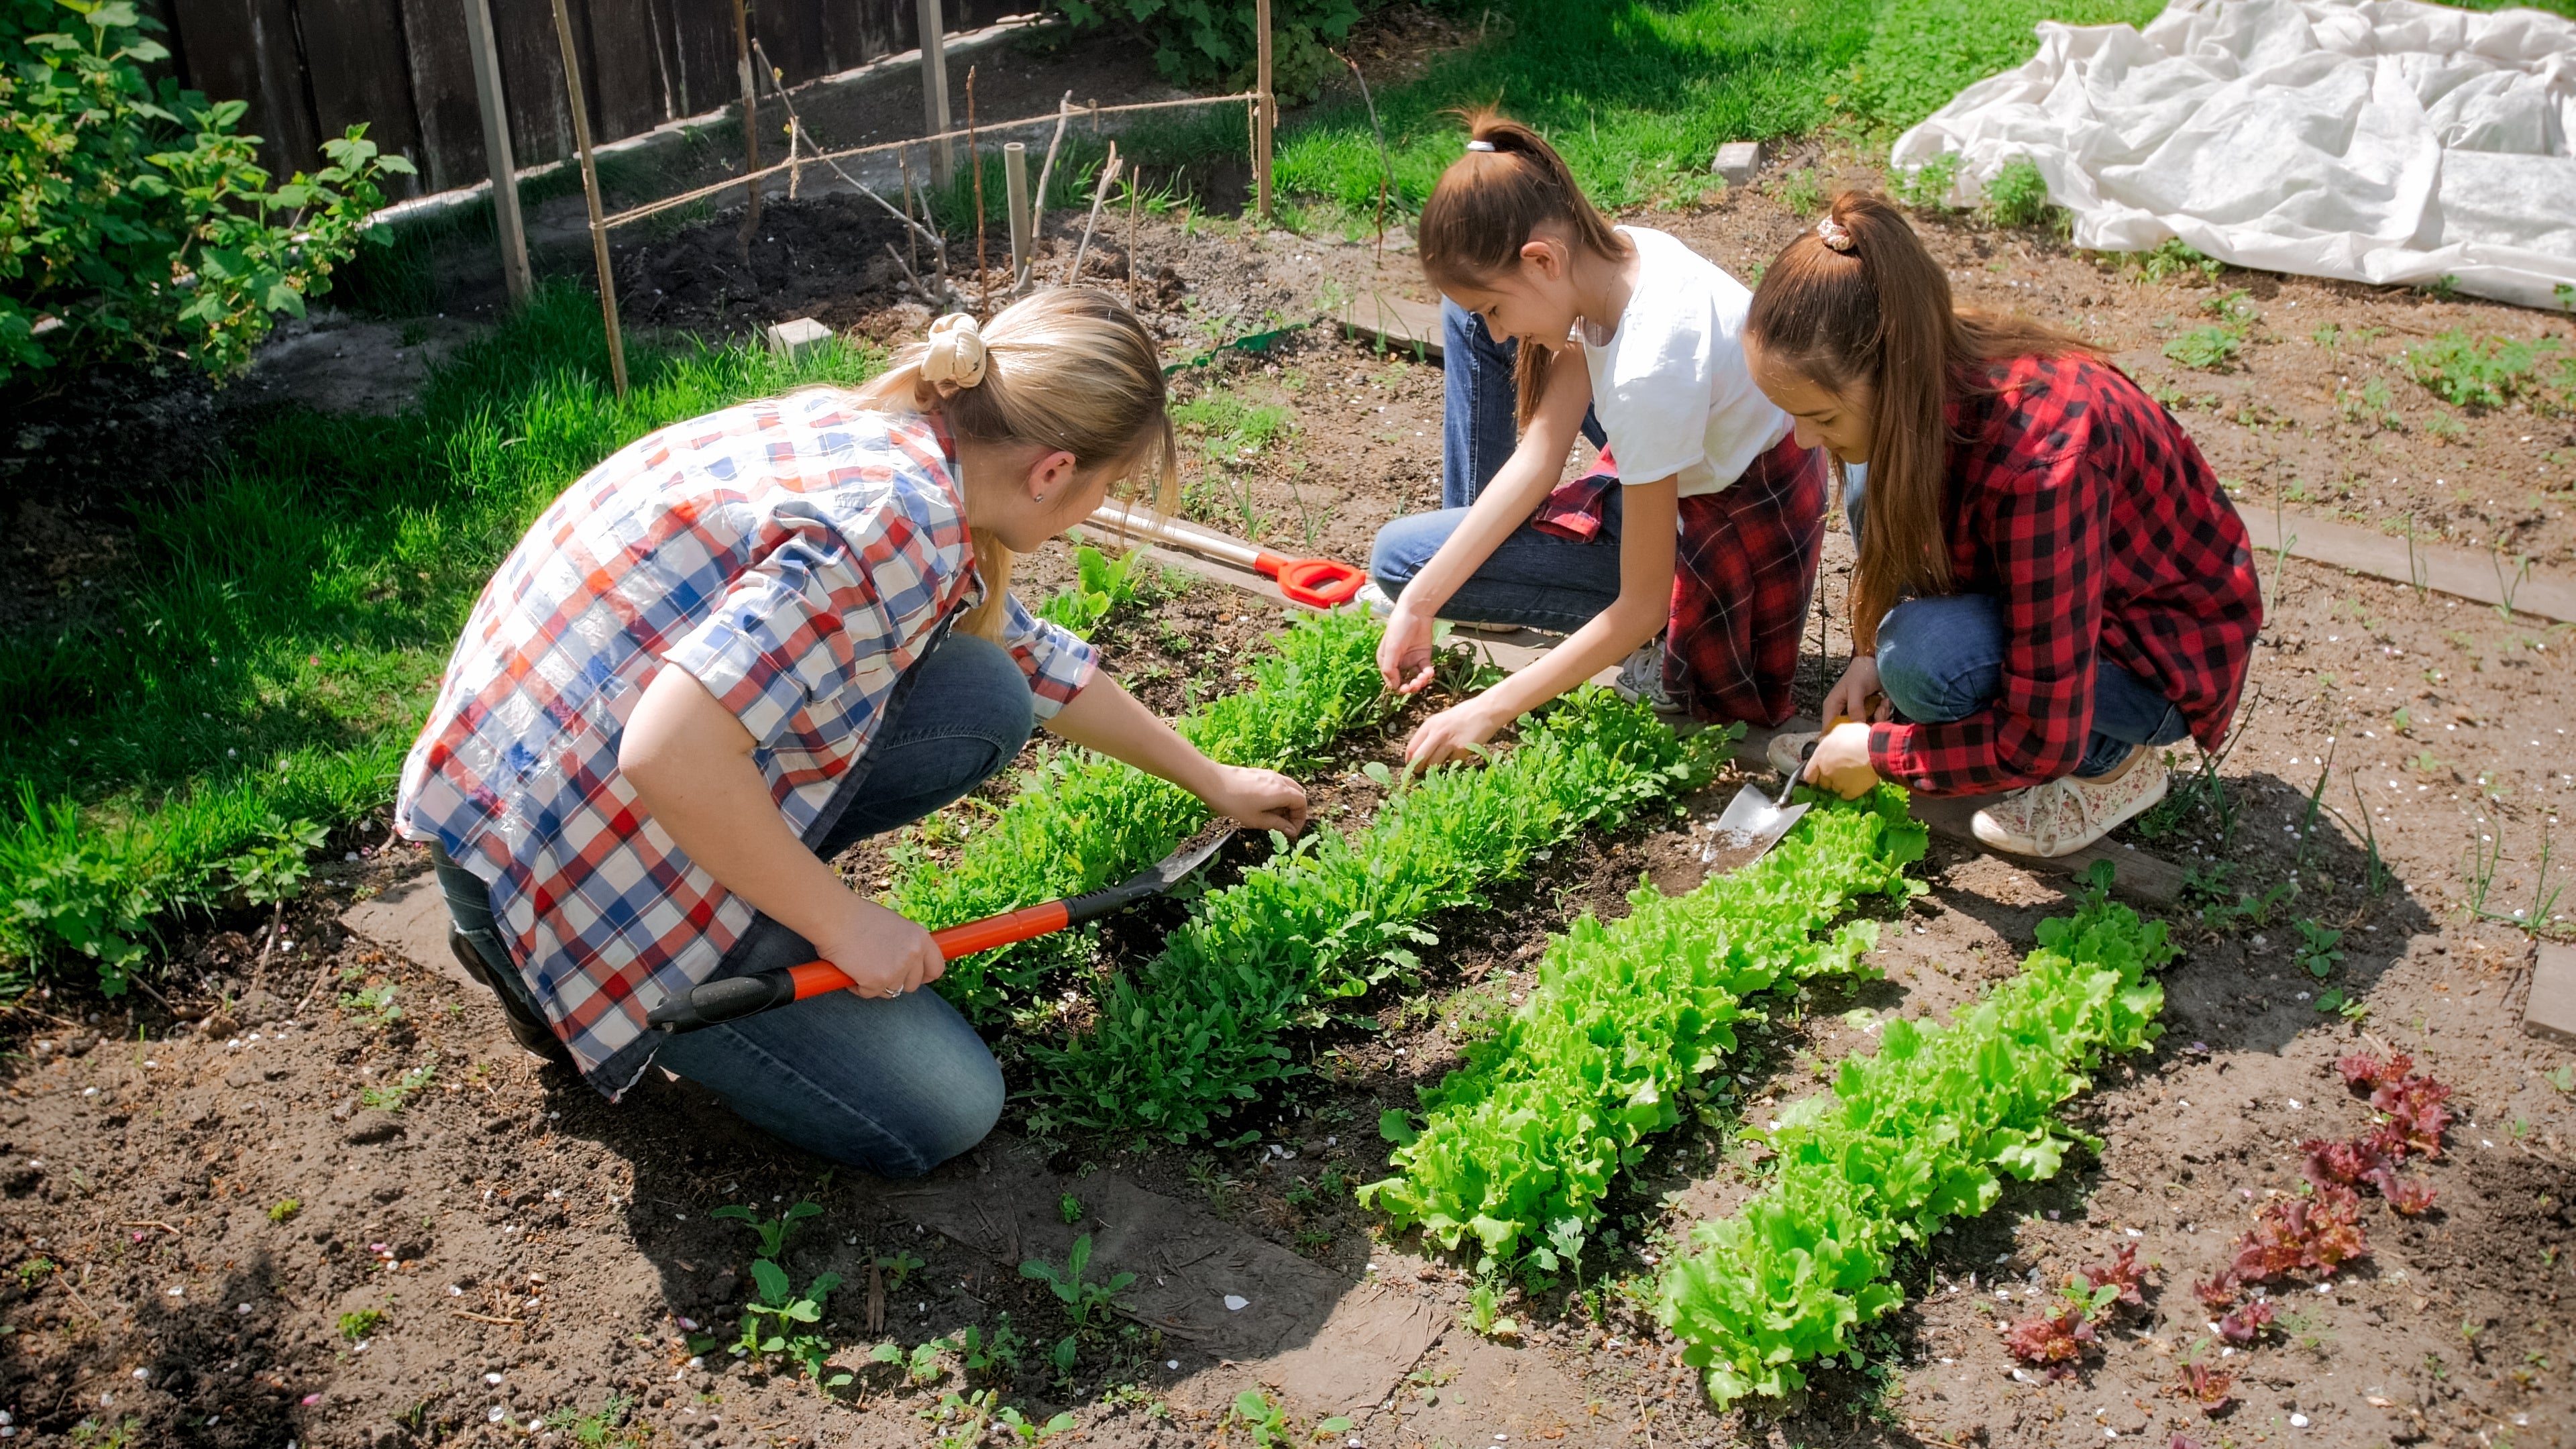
[1250,551,1368,608]
[778,900,1073,1003]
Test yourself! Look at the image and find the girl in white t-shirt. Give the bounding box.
[1367,113,1831,765]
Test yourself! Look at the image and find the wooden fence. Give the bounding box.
[140,0,1018,197]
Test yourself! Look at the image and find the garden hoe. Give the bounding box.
[1087,497,1368,608]
[646,826,1236,1033]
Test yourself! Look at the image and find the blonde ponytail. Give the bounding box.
[855,289,1178,641]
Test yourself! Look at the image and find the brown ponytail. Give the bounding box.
[1417,110,1630,426]
[1745,192,2096,651]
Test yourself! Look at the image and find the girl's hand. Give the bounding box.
[1378,599,1440,696]
[1199,763,1310,836]
[814,897,949,998]
[1801,720,1882,800]
[1403,697,1509,769]
[1821,654,1892,727]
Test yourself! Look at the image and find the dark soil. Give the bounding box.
[7,107,2576,1449]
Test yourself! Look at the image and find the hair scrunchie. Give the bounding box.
[922,313,988,388]
[1815,215,1856,253]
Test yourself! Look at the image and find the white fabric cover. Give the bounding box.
[1892,0,2576,309]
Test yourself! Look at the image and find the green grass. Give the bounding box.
[0,286,881,985]
[1272,0,2167,215]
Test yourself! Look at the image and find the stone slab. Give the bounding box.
[2237,502,2575,623]
[882,1136,1444,1418]
[1711,140,1765,184]
[2524,942,2576,1048]
[1336,290,1445,362]
[763,316,834,361]
[338,871,483,995]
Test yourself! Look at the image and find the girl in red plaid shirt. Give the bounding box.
[1758,193,2263,857]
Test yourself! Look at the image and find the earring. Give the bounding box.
[1034,492,1047,503]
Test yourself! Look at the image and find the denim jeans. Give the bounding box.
[433,631,1032,1177]
[1843,468,2187,777]
[1438,297,1606,508]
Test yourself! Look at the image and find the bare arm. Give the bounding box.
[1379,354,1597,692]
[621,665,946,996]
[1043,674,1307,835]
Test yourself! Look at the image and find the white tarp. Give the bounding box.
[1892,0,2576,310]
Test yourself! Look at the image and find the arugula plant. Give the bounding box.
[1018,1234,1134,1329]
[1036,543,1155,639]
[891,608,1389,1022]
[1364,786,1926,1266]
[711,1201,820,1259]
[735,1260,839,1364]
[1656,866,2174,1408]
[1031,688,1722,1140]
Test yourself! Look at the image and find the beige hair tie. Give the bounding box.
[922,313,987,388]
[1815,215,1855,253]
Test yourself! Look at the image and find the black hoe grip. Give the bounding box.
[649,969,798,1033]
[1059,877,1159,928]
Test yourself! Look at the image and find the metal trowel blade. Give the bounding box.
[1700,786,1810,873]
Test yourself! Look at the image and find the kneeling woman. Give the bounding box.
[1759,195,2261,856]
[396,292,1307,1175]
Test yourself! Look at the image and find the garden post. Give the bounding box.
[1004,142,1031,280]
[549,0,630,398]
[1255,0,1275,221]
[735,0,762,243]
[461,0,531,308]
[916,0,953,184]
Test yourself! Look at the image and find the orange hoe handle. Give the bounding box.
[1254,553,1367,608]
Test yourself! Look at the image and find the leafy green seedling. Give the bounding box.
[2292,918,2345,979]
[268,1199,301,1223]
[1229,1389,1293,1448]
[338,1307,384,1340]
[1465,1280,1519,1339]
[360,1063,435,1112]
[337,982,402,1028]
[945,1318,1022,1381]
[1019,1234,1133,1329]
[2546,1063,2575,1094]
[996,1406,1079,1444]
[735,1259,839,1362]
[1057,1192,1083,1226]
[873,1250,925,1289]
[1532,1218,1587,1289]
[712,1201,820,1258]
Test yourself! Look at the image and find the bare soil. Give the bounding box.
[7,125,2576,1449]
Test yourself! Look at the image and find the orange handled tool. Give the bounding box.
[645,828,1234,1034]
[1088,498,1367,608]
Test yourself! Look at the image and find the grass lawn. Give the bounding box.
[0,292,879,987]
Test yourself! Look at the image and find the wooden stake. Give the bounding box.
[1126,170,1140,307]
[915,0,953,184]
[967,66,986,310]
[1254,0,1274,222]
[734,0,761,245]
[551,0,627,398]
[462,0,530,307]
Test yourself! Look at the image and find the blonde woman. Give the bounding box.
[396,290,1307,1175]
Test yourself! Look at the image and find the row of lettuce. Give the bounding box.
[890,609,2176,1411]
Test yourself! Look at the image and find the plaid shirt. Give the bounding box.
[395,393,1093,1095]
[1870,354,2261,796]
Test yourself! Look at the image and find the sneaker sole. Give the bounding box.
[1972,765,2169,859]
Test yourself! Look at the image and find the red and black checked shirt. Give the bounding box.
[1868,353,2262,796]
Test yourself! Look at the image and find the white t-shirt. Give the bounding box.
[1580,226,1792,498]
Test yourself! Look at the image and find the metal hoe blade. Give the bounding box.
[1132,824,1235,890]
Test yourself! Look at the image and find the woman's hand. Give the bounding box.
[1801,720,1882,800]
[1199,763,1310,835]
[1378,598,1441,696]
[1821,653,1892,727]
[1403,696,1511,769]
[812,896,949,998]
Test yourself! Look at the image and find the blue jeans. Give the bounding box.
[433,631,1030,1177]
[1371,301,1618,629]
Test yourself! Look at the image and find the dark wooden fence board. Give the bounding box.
[396,0,486,194]
[297,0,425,193]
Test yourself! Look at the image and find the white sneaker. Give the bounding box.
[1970,749,2169,858]
[1613,641,1680,713]
[1765,729,1820,778]
[1354,580,1396,619]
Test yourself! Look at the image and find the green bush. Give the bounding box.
[1058,0,1364,103]
[0,0,413,382]
[1979,155,2053,228]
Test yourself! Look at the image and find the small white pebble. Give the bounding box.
[1224,1294,1249,1311]
[1167,1359,1181,1370]
[2290,1413,2310,1428]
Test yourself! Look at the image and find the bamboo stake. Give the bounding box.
[550,0,627,398]
[1003,141,1030,279]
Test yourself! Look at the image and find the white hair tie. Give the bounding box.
[1465,139,1497,152]
[922,313,987,388]
[1815,215,1855,253]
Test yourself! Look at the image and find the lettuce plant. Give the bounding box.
[1656,868,2172,1407]
[1363,787,1926,1266]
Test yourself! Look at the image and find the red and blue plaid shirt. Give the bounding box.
[1869,354,2261,796]
[396,394,1093,1095]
